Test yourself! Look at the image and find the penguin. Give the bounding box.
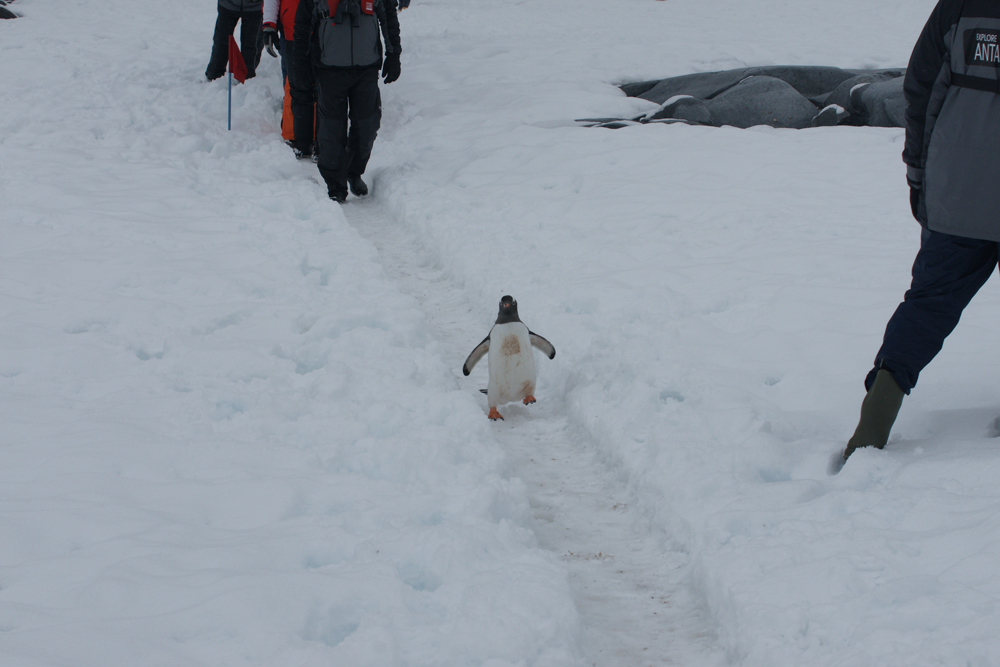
[463,295,556,420]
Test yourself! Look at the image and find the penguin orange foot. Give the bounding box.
[488,407,504,420]
[523,395,536,405]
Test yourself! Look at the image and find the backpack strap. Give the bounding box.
[951,72,1000,93]
[318,0,372,21]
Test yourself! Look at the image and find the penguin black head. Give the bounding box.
[496,295,521,324]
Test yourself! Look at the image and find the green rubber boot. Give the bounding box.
[842,369,905,461]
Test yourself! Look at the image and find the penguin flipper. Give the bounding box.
[463,336,490,376]
[529,332,556,360]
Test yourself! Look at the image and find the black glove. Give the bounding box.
[909,183,921,222]
[381,52,401,84]
[263,26,279,58]
[905,164,923,222]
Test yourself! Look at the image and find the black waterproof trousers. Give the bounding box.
[206,6,264,81]
[868,228,1000,394]
[313,65,382,199]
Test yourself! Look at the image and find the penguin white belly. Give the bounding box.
[487,322,537,408]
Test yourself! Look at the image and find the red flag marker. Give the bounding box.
[228,35,247,84]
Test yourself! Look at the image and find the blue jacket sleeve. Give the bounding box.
[902,0,962,173]
[376,0,401,56]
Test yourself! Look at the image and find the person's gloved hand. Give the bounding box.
[263,26,279,58]
[381,51,400,84]
[909,183,921,221]
[906,165,923,222]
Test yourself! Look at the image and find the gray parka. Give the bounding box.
[905,0,1000,241]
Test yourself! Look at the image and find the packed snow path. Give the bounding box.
[8,0,1000,664]
[342,196,728,667]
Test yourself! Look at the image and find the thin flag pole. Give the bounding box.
[225,35,246,130]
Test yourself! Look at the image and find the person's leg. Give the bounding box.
[844,229,998,461]
[287,41,315,156]
[279,35,295,142]
[315,68,352,200]
[281,78,296,142]
[344,65,382,194]
[239,10,264,78]
[255,15,264,69]
[206,6,240,81]
[279,35,288,84]
[868,228,998,394]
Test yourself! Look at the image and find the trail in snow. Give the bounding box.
[341,195,728,667]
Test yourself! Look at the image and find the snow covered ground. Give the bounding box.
[4,0,1000,665]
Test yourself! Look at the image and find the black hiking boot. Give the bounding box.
[842,369,905,462]
[291,141,314,160]
[347,174,369,197]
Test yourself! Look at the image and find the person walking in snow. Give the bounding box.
[206,0,265,82]
[262,0,312,151]
[290,0,401,202]
[843,0,1000,462]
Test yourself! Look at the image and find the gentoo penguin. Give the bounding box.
[463,295,556,420]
